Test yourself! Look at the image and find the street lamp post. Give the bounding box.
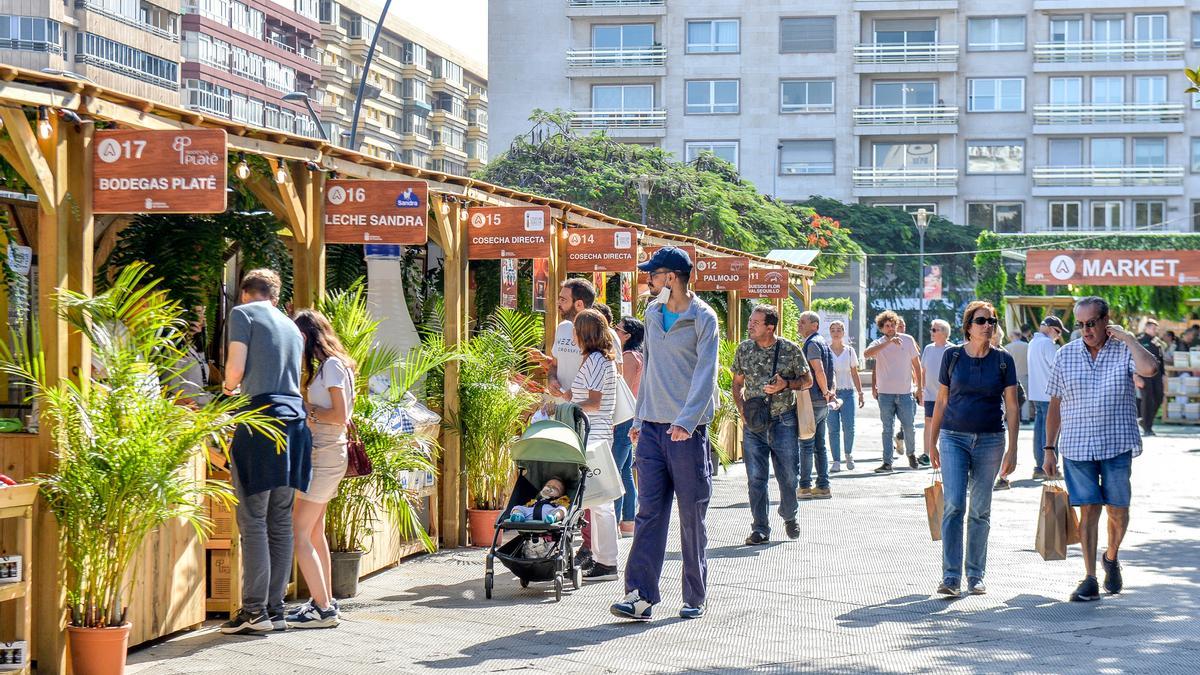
[282,91,328,141]
[347,0,394,151]
[913,208,929,346]
[636,174,651,226]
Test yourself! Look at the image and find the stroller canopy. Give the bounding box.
[510,414,588,505]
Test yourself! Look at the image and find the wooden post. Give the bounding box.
[432,196,467,547]
[293,164,325,309]
[725,290,742,462]
[543,218,567,350]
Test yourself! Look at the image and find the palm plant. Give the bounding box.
[318,281,457,553]
[0,264,281,629]
[709,338,741,469]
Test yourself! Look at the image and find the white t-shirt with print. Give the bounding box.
[552,319,622,392]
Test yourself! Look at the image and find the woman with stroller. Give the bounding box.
[288,310,356,628]
[567,308,621,582]
[613,317,644,537]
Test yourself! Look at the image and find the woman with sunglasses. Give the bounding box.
[613,317,644,536]
[927,301,1019,597]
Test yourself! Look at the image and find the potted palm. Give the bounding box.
[450,309,541,545]
[0,264,280,675]
[318,282,455,597]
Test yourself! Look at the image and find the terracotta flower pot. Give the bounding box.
[67,623,130,675]
[467,507,503,547]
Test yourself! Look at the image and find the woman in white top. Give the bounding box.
[827,320,864,472]
[567,308,620,582]
[289,310,355,628]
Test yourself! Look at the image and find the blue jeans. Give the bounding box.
[827,389,856,462]
[939,430,1005,583]
[1031,401,1053,469]
[743,409,799,536]
[612,419,637,522]
[799,404,830,489]
[878,393,917,465]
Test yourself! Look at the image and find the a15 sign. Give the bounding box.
[466,206,553,259]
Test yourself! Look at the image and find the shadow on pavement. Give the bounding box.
[416,621,667,669]
[666,542,784,561]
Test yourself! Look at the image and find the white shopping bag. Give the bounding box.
[582,438,625,507]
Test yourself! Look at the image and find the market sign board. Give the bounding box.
[466,206,552,259]
[747,267,790,299]
[323,180,428,245]
[93,129,228,214]
[637,245,697,288]
[1026,250,1200,287]
[694,256,750,293]
[565,227,638,272]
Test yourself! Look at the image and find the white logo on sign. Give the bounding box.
[569,233,581,246]
[524,210,545,231]
[97,139,122,164]
[1049,255,1076,281]
[696,260,710,272]
[328,186,347,205]
[471,213,487,228]
[614,231,632,249]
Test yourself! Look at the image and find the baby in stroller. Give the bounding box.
[508,477,571,524]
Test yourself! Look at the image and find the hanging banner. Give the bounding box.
[500,258,519,310]
[924,264,943,301]
[747,267,790,299]
[593,272,607,305]
[694,256,750,293]
[324,180,428,245]
[466,206,552,259]
[637,244,697,294]
[93,129,228,214]
[565,227,638,272]
[620,272,633,318]
[532,258,549,313]
[1026,250,1200,286]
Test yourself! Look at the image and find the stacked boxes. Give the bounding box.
[0,556,21,584]
[0,641,27,670]
[205,550,232,601]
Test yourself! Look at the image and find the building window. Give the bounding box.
[1192,200,1200,232]
[967,17,1025,51]
[1133,200,1166,230]
[592,23,654,50]
[1134,76,1166,104]
[780,17,836,53]
[1194,13,1200,47]
[1133,137,1166,166]
[1049,77,1083,106]
[872,142,937,169]
[780,79,834,113]
[230,1,264,39]
[183,78,231,117]
[685,79,738,114]
[1050,18,1082,44]
[0,16,64,54]
[686,19,738,53]
[685,141,739,168]
[779,140,834,175]
[875,203,938,215]
[1049,138,1083,166]
[1091,200,1123,231]
[1134,14,1167,42]
[966,141,1024,174]
[75,32,178,89]
[967,78,1024,112]
[873,18,937,45]
[1192,138,1200,172]
[1091,76,1124,105]
[591,84,653,110]
[1049,201,1082,230]
[1092,16,1124,44]
[967,202,1024,233]
[1091,138,1124,167]
[873,81,936,107]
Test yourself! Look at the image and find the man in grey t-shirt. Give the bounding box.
[920,320,953,465]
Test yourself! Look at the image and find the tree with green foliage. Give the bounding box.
[476,110,861,280]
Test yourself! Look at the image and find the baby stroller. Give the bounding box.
[484,403,590,602]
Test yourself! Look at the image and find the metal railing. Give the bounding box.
[264,36,320,63]
[852,168,958,188]
[853,42,959,64]
[0,39,64,55]
[1033,102,1184,125]
[853,105,959,125]
[566,46,666,68]
[1033,40,1185,63]
[76,0,180,42]
[1032,165,1184,187]
[568,0,664,6]
[570,109,667,129]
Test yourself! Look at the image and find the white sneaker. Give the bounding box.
[610,591,653,621]
[846,457,855,471]
[831,461,841,473]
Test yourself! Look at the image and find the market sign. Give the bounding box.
[565,227,638,272]
[694,256,750,293]
[1026,250,1200,287]
[747,267,790,299]
[93,129,227,214]
[636,244,697,287]
[324,180,428,245]
[466,206,552,259]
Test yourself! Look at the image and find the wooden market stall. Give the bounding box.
[0,66,814,672]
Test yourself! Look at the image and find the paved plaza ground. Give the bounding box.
[128,400,1200,674]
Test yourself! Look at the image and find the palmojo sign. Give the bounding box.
[1026,250,1200,286]
[93,129,228,214]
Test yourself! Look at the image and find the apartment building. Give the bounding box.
[489,0,1200,233]
[1,0,183,105]
[317,0,489,172]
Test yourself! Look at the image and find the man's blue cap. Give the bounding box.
[638,246,693,273]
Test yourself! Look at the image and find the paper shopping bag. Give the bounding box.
[924,473,944,541]
[797,393,816,440]
[1035,484,1070,561]
[1066,500,1081,546]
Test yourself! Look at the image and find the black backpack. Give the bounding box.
[944,346,1026,409]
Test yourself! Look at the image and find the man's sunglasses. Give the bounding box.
[1075,318,1106,329]
[970,316,999,326]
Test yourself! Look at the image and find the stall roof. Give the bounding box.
[766,250,820,267]
[0,66,814,278]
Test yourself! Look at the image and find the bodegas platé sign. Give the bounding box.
[1026,250,1200,286]
[93,129,227,214]
[466,206,552,259]
[324,180,428,245]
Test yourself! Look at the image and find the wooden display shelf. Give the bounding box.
[0,580,29,603]
[204,538,233,550]
[0,483,34,674]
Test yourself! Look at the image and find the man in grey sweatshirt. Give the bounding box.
[610,246,719,622]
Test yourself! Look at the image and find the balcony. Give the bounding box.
[853,43,958,73]
[1032,165,1184,196]
[570,109,666,137]
[855,0,958,9]
[566,46,666,76]
[1032,102,1185,134]
[566,0,666,17]
[852,167,958,197]
[852,105,958,135]
[1033,41,1185,72]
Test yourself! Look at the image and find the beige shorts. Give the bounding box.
[299,425,348,504]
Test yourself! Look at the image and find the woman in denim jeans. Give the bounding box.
[928,301,1019,598]
[827,321,864,472]
[612,317,644,537]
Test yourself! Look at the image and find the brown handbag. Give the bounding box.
[344,419,372,478]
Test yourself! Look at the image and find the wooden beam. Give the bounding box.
[241,173,291,226]
[0,111,55,215]
[66,123,94,386]
[544,218,566,351]
[433,196,467,548]
[726,291,741,342]
[266,158,306,243]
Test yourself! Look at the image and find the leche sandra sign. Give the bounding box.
[1026,250,1200,286]
[324,180,428,245]
[93,129,228,214]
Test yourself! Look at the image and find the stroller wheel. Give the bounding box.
[554,575,563,602]
[571,565,582,590]
[484,572,493,600]
[520,578,529,588]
